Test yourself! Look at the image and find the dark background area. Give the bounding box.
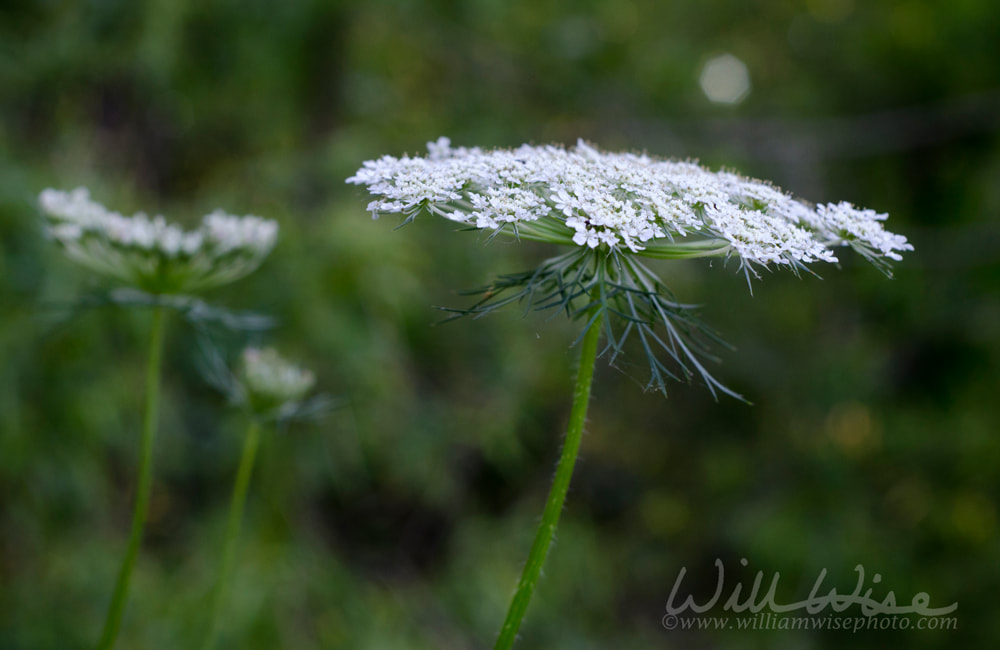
[1,1,998,648]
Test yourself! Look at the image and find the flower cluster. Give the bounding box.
[39,187,278,293]
[348,137,912,274]
[239,347,316,416]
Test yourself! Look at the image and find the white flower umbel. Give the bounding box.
[40,188,278,294]
[349,138,915,650]
[349,137,912,274]
[350,138,915,399]
[239,347,316,417]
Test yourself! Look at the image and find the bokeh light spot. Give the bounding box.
[699,53,751,105]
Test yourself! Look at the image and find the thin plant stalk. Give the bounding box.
[202,419,262,650]
[97,305,167,650]
[493,305,604,650]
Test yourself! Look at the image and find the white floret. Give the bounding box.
[814,202,914,261]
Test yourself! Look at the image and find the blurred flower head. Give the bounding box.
[240,347,316,417]
[39,187,278,294]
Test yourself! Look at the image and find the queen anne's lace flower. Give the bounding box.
[39,187,278,293]
[240,347,315,415]
[348,137,913,275]
[349,138,915,400]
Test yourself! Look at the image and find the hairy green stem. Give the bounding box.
[201,420,262,650]
[493,306,604,650]
[97,306,167,650]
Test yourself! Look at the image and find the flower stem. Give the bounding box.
[97,305,167,650]
[201,419,262,650]
[493,306,604,650]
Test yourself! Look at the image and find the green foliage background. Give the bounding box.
[1,1,998,648]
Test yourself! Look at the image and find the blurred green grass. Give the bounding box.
[1,1,999,648]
